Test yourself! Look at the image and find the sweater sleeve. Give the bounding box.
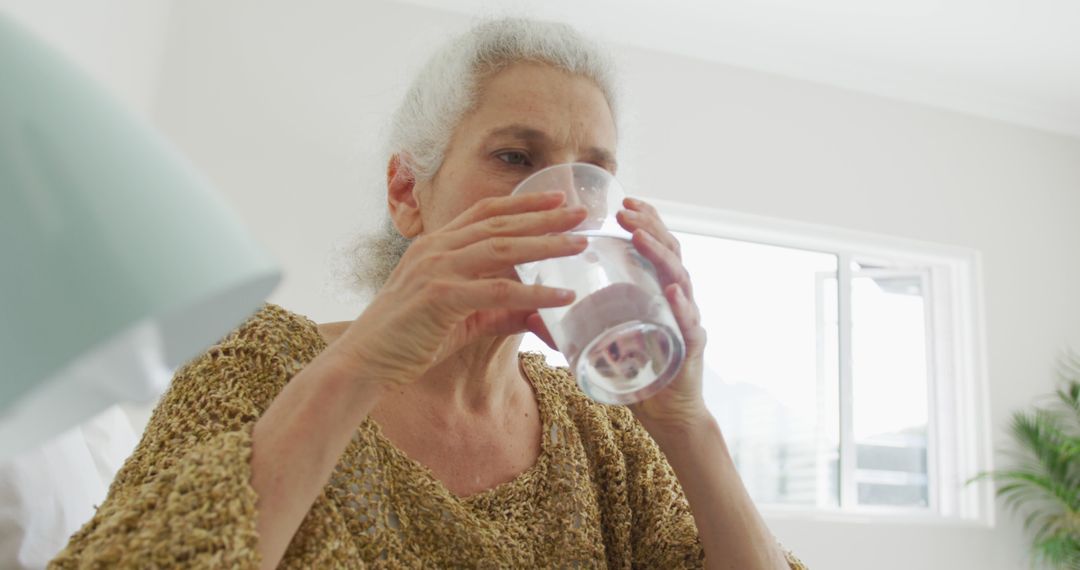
[611,407,809,570]
[47,304,317,569]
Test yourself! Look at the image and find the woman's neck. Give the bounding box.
[317,321,529,417]
[406,335,527,415]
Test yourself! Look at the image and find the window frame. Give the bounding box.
[649,198,994,526]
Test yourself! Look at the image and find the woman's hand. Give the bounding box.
[616,197,712,432]
[333,191,589,388]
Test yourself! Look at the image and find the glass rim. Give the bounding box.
[510,161,617,195]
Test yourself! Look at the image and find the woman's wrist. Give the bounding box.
[311,344,390,416]
[639,409,720,456]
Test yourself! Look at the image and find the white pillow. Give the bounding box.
[0,405,140,569]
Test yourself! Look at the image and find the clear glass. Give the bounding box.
[851,269,930,507]
[513,163,684,405]
[676,231,841,507]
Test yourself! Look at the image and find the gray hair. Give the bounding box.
[339,18,619,299]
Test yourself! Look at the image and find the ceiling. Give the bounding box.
[395,0,1080,139]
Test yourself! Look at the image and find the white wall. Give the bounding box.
[0,0,173,117]
[10,0,1080,567]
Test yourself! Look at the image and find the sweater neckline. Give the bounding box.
[307,320,558,506]
[361,352,556,507]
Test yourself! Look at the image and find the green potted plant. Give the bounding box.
[971,349,1080,569]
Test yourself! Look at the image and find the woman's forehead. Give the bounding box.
[466,63,617,147]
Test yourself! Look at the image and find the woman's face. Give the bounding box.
[411,62,618,234]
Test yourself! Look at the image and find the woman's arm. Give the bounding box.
[614,197,807,569]
[250,194,586,567]
[252,191,589,568]
[641,414,794,570]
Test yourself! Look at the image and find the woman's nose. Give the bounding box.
[547,167,579,204]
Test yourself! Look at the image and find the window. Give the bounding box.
[521,201,993,522]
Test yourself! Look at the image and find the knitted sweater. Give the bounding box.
[50,303,808,569]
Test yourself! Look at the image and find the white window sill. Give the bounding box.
[760,505,994,528]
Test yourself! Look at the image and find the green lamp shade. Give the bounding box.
[0,15,281,457]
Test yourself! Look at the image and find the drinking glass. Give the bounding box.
[514,163,685,405]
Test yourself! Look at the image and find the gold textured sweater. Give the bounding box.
[50,303,807,569]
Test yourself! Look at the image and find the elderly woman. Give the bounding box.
[52,19,807,569]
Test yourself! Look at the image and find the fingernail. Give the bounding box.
[622,209,639,220]
[568,235,589,246]
[557,288,575,300]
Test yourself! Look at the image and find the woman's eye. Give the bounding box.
[496,151,531,166]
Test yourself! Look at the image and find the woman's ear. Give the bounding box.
[387,154,423,238]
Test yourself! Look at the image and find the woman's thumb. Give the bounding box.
[524,313,558,351]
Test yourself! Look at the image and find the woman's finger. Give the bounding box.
[665,283,707,357]
[459,308,536,340]
[444,234,589,277]
[441,191,567,233]
[438,204,588,252]
[619,198,681,258]
[525,312,559,351]
[439,278,577,313]
[631,229,695,300]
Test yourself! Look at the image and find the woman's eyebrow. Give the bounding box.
[484,124,551,143]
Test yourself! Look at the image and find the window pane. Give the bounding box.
[677,232,840,507]
[851,271,930,508]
